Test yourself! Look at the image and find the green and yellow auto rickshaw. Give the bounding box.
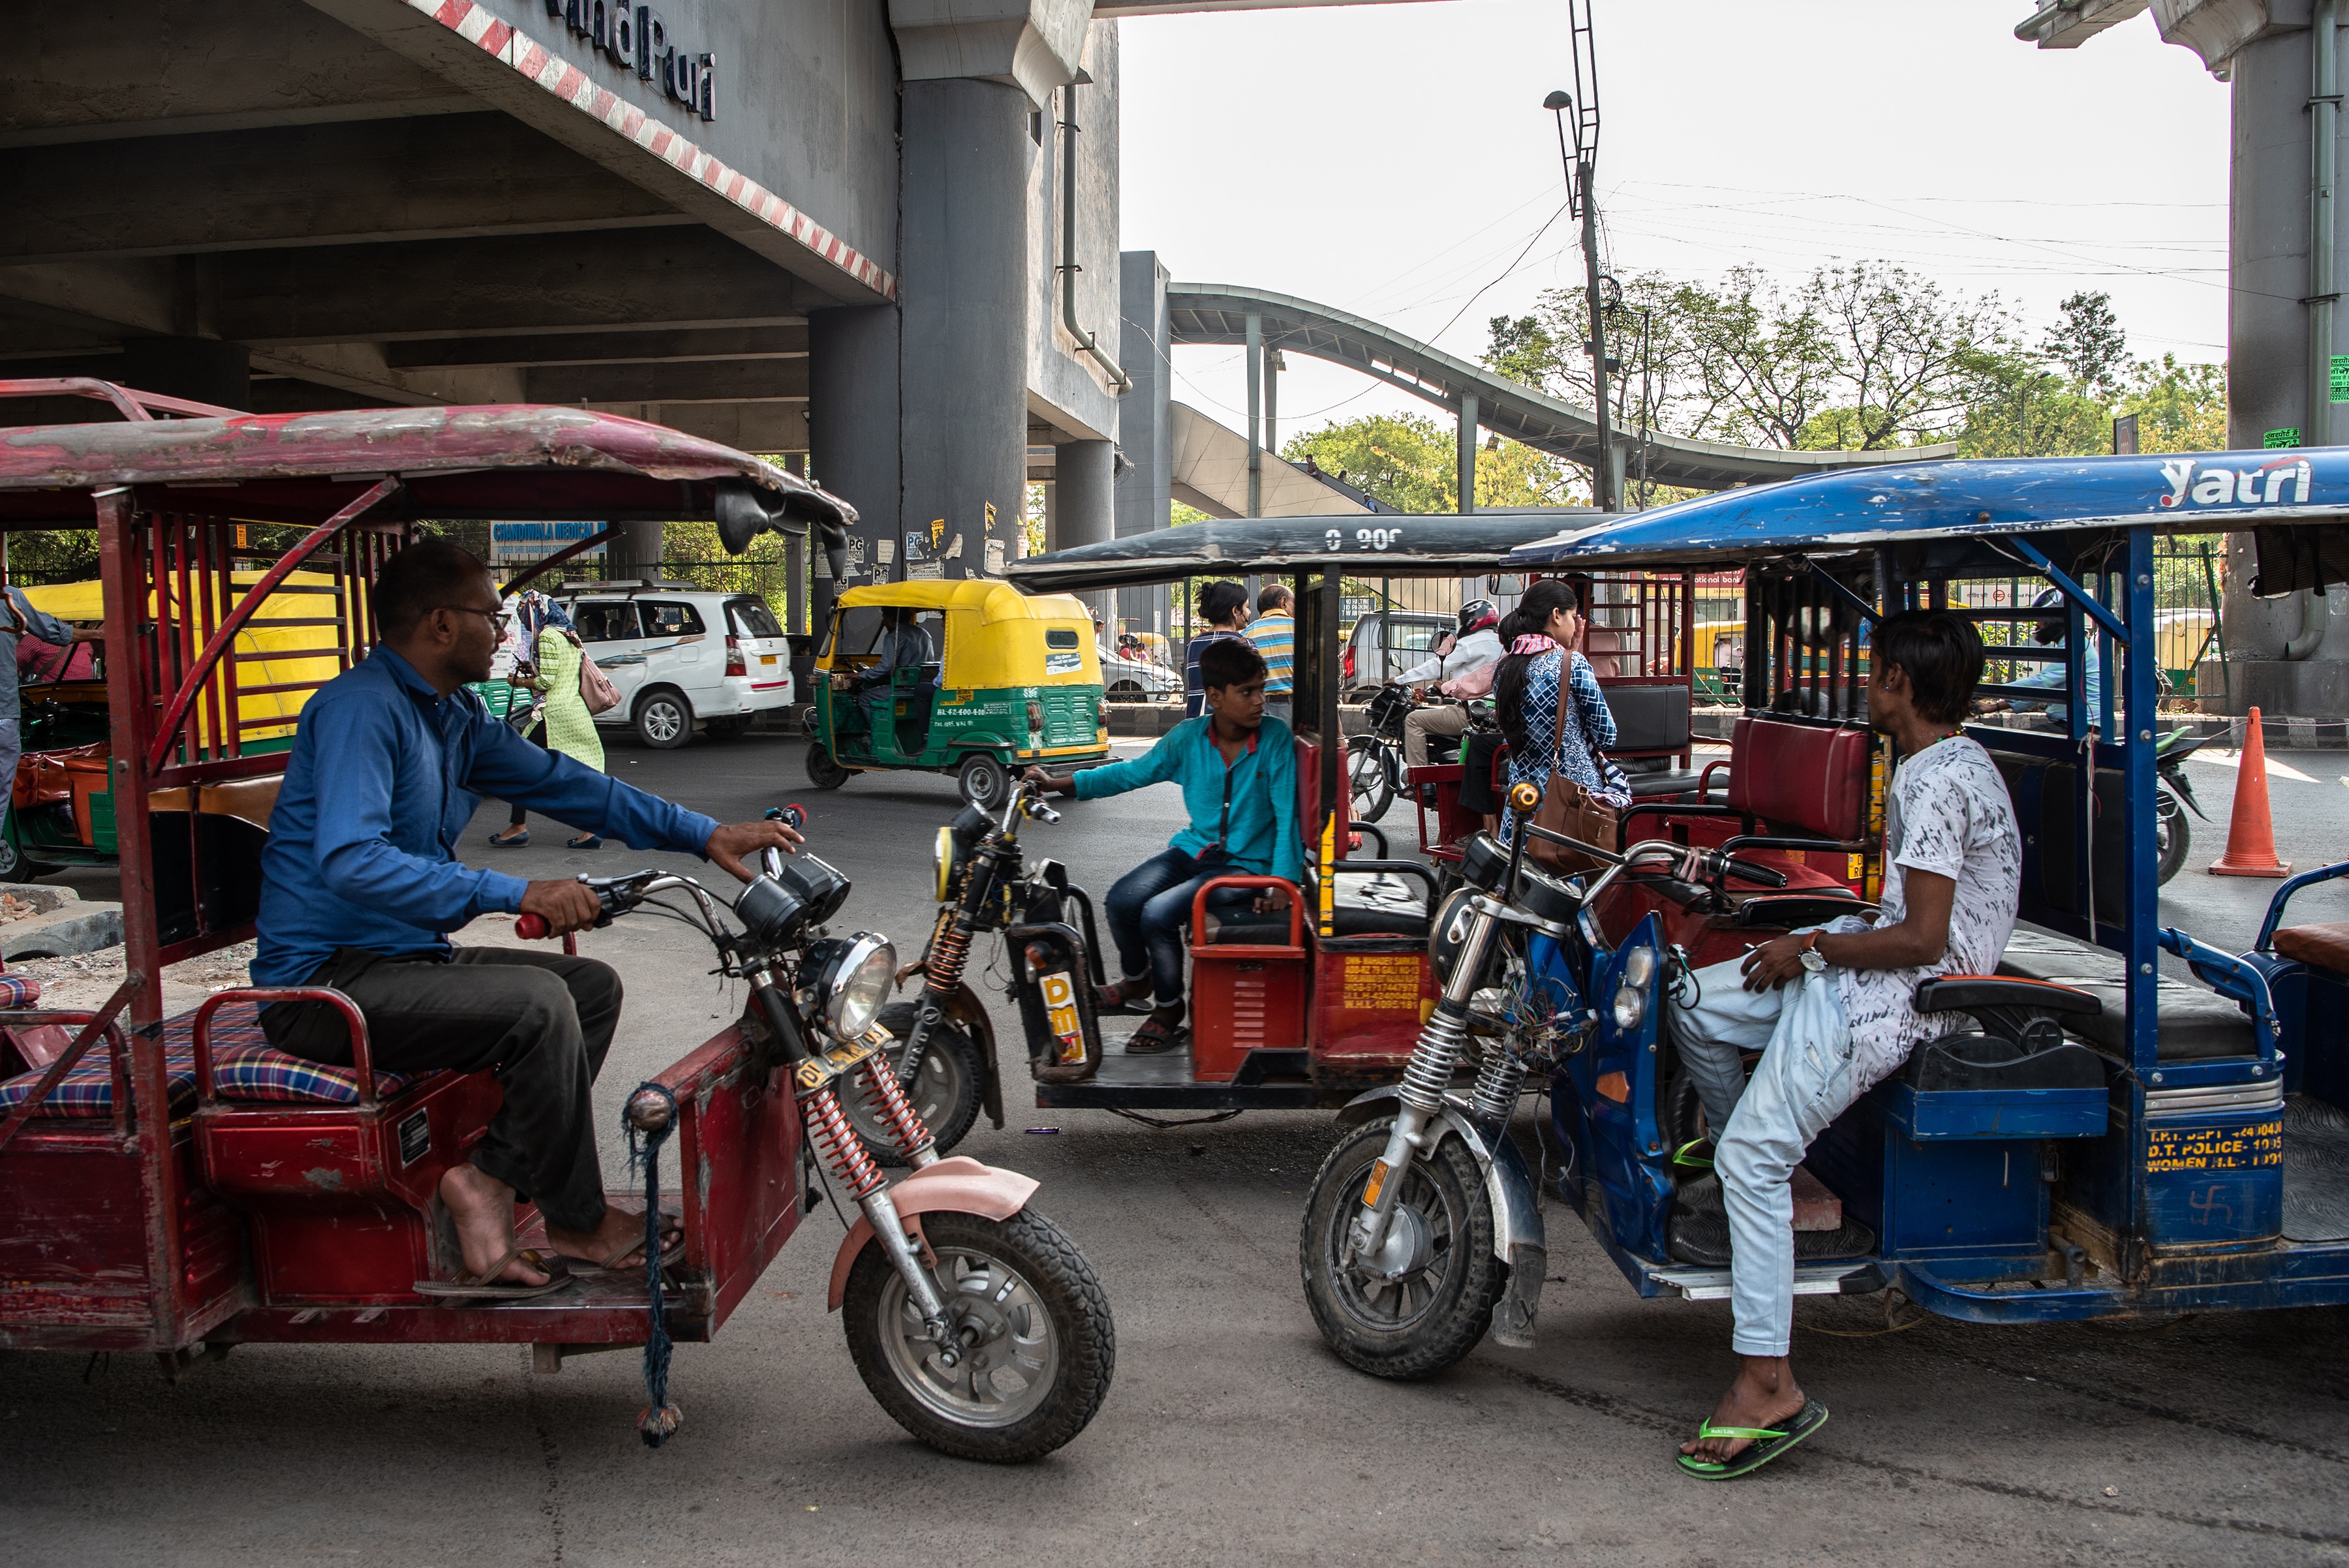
[805,580,1111,807]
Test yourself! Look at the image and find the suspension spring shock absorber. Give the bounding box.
[1397,1005,1473,1115]
[801,1083,886,1201]
[925,918,974,996]
[1468,1046,1528,1124]
[858,1057,940,1167]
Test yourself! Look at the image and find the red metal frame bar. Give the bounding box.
[499,525,615,597]
[0,981,141,1152]
[0,378,244,422]
[144,479,400,773]
[193,987,376,1109]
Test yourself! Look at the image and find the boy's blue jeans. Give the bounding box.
[1102,847,1252,1008]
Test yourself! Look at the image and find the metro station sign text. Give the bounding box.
[545,1,716,120]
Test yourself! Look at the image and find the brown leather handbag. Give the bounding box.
[1525,675,1620,877]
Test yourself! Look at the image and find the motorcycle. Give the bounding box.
[1298,786,1783,1377]
[517,812,1115,1461]
[2155,726,2211,885]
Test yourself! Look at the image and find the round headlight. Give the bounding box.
[810,932,897,1041]
[1621,945,1658,989]
[1612,983,1646,1034]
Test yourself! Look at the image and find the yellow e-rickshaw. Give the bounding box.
[805,580,1111,807]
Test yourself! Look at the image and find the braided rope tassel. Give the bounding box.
[625,1081,683,1447]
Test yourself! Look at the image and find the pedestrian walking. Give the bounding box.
[489,592,608,850]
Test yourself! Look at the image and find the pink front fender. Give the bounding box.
[826,1156,1042,1310]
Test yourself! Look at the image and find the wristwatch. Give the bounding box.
[1796,930,1826,975]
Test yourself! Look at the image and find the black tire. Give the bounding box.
[1105,681,1145,705]
[848,1002,984,1165]
[806,742,851,790]
[958,752,1010,809]
[2156,786,2190,885]
[1347,735,1395,823]
[841,1207,1115,1462]
[1299,1116,1507,1379]
[634,687,692,749]
[0,835,61,883]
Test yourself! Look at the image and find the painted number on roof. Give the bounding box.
[1324,527,1405,551]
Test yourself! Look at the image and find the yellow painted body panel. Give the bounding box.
[820,579,1101,690]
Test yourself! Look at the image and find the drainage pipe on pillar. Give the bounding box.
[1058,83,1133,395]
[1456,393,1479,514]
[1246,313,1263,518]
[2288,0,2339,661]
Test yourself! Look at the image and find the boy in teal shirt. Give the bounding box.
[1026,638,1300,1051]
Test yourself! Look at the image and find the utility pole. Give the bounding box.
[1546,3,1614,510]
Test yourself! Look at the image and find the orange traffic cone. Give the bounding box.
[2209,706,2293,878]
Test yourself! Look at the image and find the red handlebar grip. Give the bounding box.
[515,913,551,940]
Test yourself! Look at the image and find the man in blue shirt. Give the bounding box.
[255,540,800,1294]
[1025,637,1300,1053]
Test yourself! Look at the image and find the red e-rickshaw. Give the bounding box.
[0,384,1113,1460]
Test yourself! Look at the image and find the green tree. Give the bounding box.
[1278,412,1580,512]
[2120,354,2228,452]
[2044,290,2130,401]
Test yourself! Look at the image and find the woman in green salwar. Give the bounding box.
[487,592,608,850]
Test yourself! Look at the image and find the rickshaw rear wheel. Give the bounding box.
[0,838,61,882]
[851,1001,983,1164]
[1299,1117,1505,1379]
[842,1207,1116,1462]
[958,752,1010,809]
[806,742,851,790]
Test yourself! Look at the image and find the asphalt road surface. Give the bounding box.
[7,730,2349,1565]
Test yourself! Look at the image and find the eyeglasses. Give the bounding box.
[438,605,512,634]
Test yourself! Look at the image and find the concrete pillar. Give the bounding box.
[810,303,903,626]
[1114,249,1172,636]
[901,78,1032,582]
[122,337,249,411]
[1058,437,1114,625]
[608,519,666,583]
[1456,392,1478,514]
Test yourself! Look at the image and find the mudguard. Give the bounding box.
[825,1155,1040,1310]
[1334,1086,1548,1348]
[943,982,1006,1130]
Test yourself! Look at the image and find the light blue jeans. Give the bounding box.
[1666,955,1857,1357]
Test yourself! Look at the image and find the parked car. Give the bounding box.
[559,582,795,748]
[1099,641,1181,703]
[1340,609,1452,698]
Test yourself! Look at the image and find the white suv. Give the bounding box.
[559,583,795,748]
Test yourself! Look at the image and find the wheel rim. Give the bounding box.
[1322,1152,1463,1333]
[1348,742,1387,813]
[962,758,1004,805]
[875,1243,1058,1428]
[841,1045,962,1148]
[644,700,684,743]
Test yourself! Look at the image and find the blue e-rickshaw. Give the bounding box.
[1505,452,2349,1325]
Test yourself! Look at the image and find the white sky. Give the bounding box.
[1118,0,2230,445]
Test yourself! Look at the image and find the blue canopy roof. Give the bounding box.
[1506,451,2346,572]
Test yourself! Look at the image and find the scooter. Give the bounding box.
[2155,727,2211,885]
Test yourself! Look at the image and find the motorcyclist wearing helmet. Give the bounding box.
[1971,588,2102,729]
[1394,598,1506,766]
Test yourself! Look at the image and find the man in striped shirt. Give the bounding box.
[1246,583,1295,728]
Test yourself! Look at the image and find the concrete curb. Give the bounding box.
[0,884,125,960]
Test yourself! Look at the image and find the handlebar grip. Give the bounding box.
[515,913,551,940]
[1724,859,1790,889]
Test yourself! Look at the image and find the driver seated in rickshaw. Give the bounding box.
[1023,637,1299,1053]
[1665,610,2023,1479]
[836,604,937,730]
[252,540,801,1295]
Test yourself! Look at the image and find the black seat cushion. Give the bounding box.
[1888,1029,2107,1093]
[1997,927,2255,1062]
[1625,769,1706,798]
[1204,907,1429,945]
[1604,684,1693,752]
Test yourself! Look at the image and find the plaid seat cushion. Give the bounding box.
[0,998,417,1117]
[0,974,43,1008]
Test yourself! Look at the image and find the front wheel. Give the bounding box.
[846,1002,983,1165]
[806,742,851,790]
[634,688,692,750]
[1347,735,1396,823]
[2156,785,2191,885]
[1299,1117,1506,1379]
[842,1207,1115,1462]
[958,752,1010,809]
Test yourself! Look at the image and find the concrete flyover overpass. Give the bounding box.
[1163,283,1958,493]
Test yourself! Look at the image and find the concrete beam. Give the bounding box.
[204,228,818,346]
[589,400,808,452]
[8,0,479,149]
[386,324,807,370]
[890,0,1090,108]
[524,358,810,405]
[0,114,692,264]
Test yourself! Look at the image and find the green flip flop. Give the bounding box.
[1676,1399,1829,1480]
[1671,1137,1715,1170]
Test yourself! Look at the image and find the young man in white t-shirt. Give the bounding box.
[1667,609,2023,1479]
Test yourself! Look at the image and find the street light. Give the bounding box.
[1546,89,1615,511]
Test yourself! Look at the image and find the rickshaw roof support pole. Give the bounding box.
[2122,527,2162,1089]
[2004,538,2132,645]
[144,478,402,774]
[1318,569,1340,936]
[96,486,185,1351]
[499,523,615,599]
[1804,560,1881,628]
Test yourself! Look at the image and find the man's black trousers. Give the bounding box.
[261,947,624,1232]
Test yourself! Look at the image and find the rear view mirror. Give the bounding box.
[714,476,850,582]
[1487,574,1525,596]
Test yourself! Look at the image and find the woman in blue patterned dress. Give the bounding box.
[1491,578,1628,843]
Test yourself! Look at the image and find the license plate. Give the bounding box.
[1362,1159,1390,1207]
[761,654,778,665]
